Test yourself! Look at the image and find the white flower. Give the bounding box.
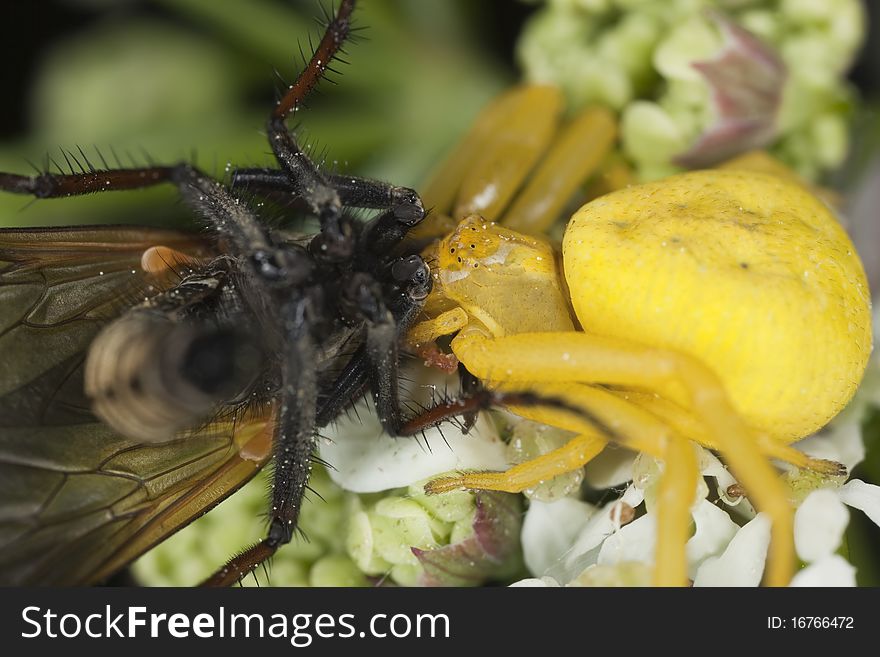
[509,576,561,587]
[693,514,772,587]
[513,361,880,587]
[514,444,754,586]
[790,556,857,587]
[319,371,508,493]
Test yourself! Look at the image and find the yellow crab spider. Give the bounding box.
[408,85,873,587]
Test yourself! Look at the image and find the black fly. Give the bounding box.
[0,0,437,586]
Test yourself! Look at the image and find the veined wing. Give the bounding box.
[0,226,273,584]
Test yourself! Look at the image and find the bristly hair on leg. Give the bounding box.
[272,0,357,121]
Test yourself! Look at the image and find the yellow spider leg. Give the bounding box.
[583,153,634,201]
[427,374,697,586]
[757,440,848,477]
[452,330,794,586]
[654,436,699,586]
[425,378,675,488]
[408,308,469,348]
[419,85,562,219]
[617,390,846,476]
[413,85,563,241]
[501,106,617,235]
[426,432,606,494]
[421,86,534,216]
[452,86,563,221]
[499,382,670,458]
[505,381,698,587]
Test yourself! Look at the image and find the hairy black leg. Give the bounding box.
[268,298,319,544]
[0,166,176,198]
[315,340,369,428]
[170,166,314,287]
[327,175,423,224]
[0,163,266,248]
[230,169,425,265]
[457,365,482,433]
[232,168,424,224]
[266,0,356,257]
[273,0,356,122]
[316,255,430,432]
[397,389,624,443]
[0,161,314,289]
[201,297,318,587]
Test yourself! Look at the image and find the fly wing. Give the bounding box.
[0,227,273,585]
[0,226,210,426]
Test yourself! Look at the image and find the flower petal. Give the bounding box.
[790,555,857,587]
[698,449,737,491]
[582,447,636,489]
[521,498,596,579]
[794,489,849,562]
[413,491,523,587]
[597,513,656,566]
[693,513,771,587]
[685,500,741,578]
[320,401,507,492]
[564,485,645,570]
[838,479,880,528]
[793,421,865,472]
[674,11,786,167]
[567,562,652,587]
[509,576,560,587]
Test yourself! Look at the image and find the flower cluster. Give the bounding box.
[518,0,866,180]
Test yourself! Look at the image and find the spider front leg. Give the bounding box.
[437,329,795,587]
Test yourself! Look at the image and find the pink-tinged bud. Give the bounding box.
[413,491,523,586]
[674,11,786,168]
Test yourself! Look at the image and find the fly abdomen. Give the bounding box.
[85,310,261,443]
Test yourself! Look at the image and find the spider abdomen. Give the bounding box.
[562,170,873,442]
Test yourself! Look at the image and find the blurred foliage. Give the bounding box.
[0,0,513,227]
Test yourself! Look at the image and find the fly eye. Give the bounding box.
[390,255,425,283]
[391,255,431,300]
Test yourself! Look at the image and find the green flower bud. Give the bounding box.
[309,555,369,587]
[345,478,523,586]
[506,419,584,501]
[621,101,690,170]
[568,561,652,586]
[133,465,349,586]
[518,0,866,181]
